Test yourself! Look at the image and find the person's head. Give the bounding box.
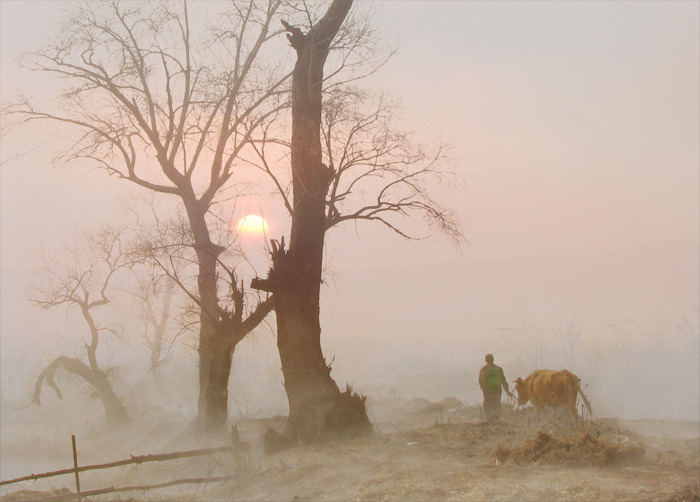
[485,354,494,364]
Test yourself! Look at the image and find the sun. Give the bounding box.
[236,214,268,235]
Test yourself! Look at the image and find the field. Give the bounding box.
[1,397,698,502]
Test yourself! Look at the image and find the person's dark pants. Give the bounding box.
[483,390,502,420]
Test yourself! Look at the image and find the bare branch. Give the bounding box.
[319,86,464,246]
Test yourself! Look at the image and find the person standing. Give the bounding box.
[478,354,512,421]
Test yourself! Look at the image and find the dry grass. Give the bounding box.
[665,483,700,502]
[494,429,646,467]
[1,399,698,502]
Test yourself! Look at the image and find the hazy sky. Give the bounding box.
[380,1,698,258]
[1,1,698,418]
[2,1,698,262]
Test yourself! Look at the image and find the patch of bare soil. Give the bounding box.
[1,398,698,502]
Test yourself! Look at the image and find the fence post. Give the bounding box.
[71,435,81,502]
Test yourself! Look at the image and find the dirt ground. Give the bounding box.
[1,397,698,502]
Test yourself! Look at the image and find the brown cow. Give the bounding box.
[514,369,592,420]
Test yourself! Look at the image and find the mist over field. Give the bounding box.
[0,1,698,500]
[2,237,697,422]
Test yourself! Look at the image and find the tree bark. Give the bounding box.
[266,0,370,443]
[204,293,275,435]
[204,338,235,435]
[182,200,224,423]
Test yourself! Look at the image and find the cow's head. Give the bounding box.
[513,377,529,405]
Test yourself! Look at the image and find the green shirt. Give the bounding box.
[479,363,508,394]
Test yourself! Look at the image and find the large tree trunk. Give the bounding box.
[268,0,370,443]
[203,294,275,436]
[194,243,223,424]
[186,199,275,436]
[184,200,227,428]
[204,339,236,435]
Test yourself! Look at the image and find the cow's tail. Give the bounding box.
[575,379,593,418]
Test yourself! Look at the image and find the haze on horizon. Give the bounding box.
[1,0,698,431]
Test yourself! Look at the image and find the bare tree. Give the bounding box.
[5,0,288,435]
[27,227,132,425]
[252,0,463,443]
[661,306,699,361]
[550,314,583,372]
[130,201,274,434]
[493,323,547,371]
[135,273,177,373]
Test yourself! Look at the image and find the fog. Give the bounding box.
[1,0,698,490]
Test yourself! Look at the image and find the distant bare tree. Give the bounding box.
[135,273,177,373]
[610,322,641,374]
[5,0,289,435]
[27,227,132,425]
[661,306,699,361]
[494,323,547,370]
[588,344,605,371]
[550,314,583,372]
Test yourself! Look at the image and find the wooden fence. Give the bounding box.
[1,435,241,502]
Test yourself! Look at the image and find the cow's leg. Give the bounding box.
[531,404,545,426]
[570,403,581,422]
